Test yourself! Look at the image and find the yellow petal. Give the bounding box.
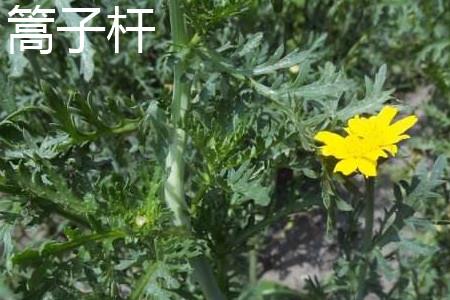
[389,115,418,136]
[345,116,372,136]
[382,132,411,144]
[357,158,377,177]
[382,144,398,156]
[334,159,358,175]
[321,145,348,159]
[314,131,345,144]
[389,134,411,144]
[376,106,398,126]
[365,148,387,161]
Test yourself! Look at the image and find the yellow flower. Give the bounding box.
[344,106,417,157]
[314,106,417,177]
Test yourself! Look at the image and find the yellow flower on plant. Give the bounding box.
[314,106,417,177]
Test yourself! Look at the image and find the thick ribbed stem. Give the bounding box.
[164,1,226,299]
[164,0,190,227]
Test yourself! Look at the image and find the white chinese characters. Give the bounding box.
[107,7,155,53]
[9,5,55,55]
[57,8,104,54]
[8,5,155,55]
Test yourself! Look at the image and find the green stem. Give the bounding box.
[12,230,126,265]
[32,196,92,229]
[356,177,375,300]
[249,247,257,285]
[162,1,226,299]
[362,178,374,252]
[164,0,190,228]
[190,257,226,300]
[130,261,159,300]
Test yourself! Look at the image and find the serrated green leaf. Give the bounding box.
[228,162,271,206]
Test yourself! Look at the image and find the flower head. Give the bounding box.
[314,106,417,177]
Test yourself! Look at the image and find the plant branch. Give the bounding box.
[31,196,92,229]
[12,230,126,265]
[161,1,226,299]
